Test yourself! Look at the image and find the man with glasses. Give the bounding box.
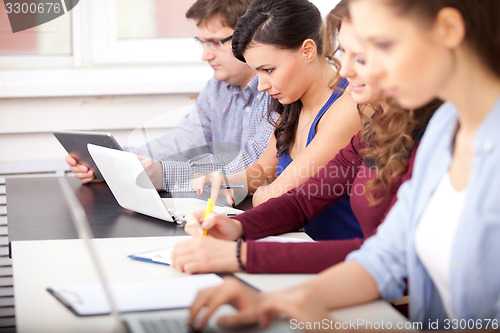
[66,0,273,197]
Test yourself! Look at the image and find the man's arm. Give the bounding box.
[221,95,274,176]
[162,83,273,193]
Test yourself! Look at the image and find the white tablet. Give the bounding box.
[54,130,122,180]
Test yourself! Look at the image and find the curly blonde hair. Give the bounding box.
[326,0,442,206]
[361,100,441,205]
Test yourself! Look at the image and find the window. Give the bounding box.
[0,4,71,55]
[0,0,340,97]
[89,0,200,64]
[0,0,210,97]
[117,0,195,39]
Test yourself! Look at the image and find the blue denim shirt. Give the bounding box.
[347,98,500,329]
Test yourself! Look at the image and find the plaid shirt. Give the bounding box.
[128,75,273,192]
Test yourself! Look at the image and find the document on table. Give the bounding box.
[255,236,315,243]
[129,235,315,267]
[128,247,174,265]
[47,273,222,316]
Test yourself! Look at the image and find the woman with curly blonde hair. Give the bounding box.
[172,0,442,275]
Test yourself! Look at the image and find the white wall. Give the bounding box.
[313,0,342,17]
[0,94,196,165]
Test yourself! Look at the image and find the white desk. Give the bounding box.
[12,236,411,333]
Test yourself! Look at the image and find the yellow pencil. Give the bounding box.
[202,198,215,236]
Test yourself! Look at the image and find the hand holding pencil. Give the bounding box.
[202,198,215,236]
[184,205,244,241]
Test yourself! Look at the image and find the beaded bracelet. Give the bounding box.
[236,237,246,272]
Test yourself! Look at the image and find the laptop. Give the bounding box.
[55,176,295,333]
[87,143,242,224]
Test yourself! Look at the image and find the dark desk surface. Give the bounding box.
[6,176,252,243]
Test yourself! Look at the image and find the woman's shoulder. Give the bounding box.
[329,89,357,112]
[320,90,361,125]
[314,91,364,141]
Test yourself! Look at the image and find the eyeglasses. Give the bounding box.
[194,35,233,51]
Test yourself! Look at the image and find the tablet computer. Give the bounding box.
[54,130,122,180]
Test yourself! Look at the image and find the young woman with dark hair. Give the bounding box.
[190,0,365,242]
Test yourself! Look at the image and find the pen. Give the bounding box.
[202,198,215,236]
[203,184,245,190]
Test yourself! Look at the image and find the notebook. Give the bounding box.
[87,143,242,224]
[50,176,294,333]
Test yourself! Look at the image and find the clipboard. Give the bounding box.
[47,274,222,316]
[128,247,174,266]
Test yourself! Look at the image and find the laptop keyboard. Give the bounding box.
[140,317,218,333]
